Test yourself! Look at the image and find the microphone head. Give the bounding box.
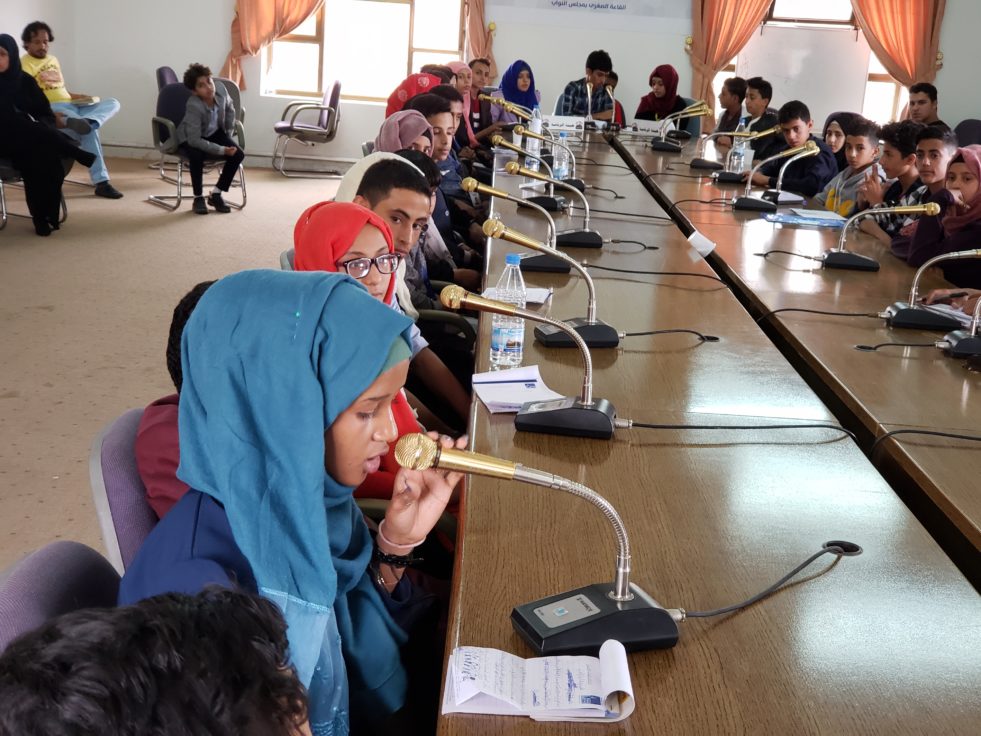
[482,219,506,238]
[924,202,941,216]
[461,177,478,193]
[504,161,521,175]
[491,134,504,146]
[440,284,467,310]
[394,433,438,471]
[804,141,819,152]
[513,124,526,135]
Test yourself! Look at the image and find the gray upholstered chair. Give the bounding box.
[147,83,246,211]
[88,408,158,574]
[0,541,120,652]
[272,81,342,177]
[214,76,247,148]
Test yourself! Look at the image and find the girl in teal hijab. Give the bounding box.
[119,269,464,734]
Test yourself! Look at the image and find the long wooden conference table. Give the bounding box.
[437,132,979,735]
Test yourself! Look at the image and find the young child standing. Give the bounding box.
[813,116,885,217]
[176,63,244,215]
[858,120,926,244]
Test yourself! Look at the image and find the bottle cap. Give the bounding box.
[559,131,568,138]
[505,253,521,266]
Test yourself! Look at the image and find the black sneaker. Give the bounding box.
[94,181,124,199]
[208,192,231,213]
[192,196,209,215]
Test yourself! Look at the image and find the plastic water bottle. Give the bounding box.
[552,132,571,180]
[490,254,527,369]
[727,117,748,173]
[526,105,543,173]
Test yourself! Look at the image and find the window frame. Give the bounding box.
[263,0,466,102]
[765,0,855,27]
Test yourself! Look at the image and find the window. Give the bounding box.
[863,53,909,124]
[767,0,854,25]
[263,0,465,101]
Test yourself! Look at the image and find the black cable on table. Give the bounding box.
[586,185,626,199]
[756,250,824,262]
[757,308,880,322]
[583,263,726,283]
[681,543,860,619]
[853,342,936,352]
[870,428,981,455]
[606,238,659,251]
[622,329,719,342]
[625,421,856,441]
[576,205,672,220]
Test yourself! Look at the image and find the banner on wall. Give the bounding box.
[485,0,691,30]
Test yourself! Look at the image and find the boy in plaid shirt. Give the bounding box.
[858,120,926,245]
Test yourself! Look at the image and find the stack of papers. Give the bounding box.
[472,365,564,414]
[791,208,846,220]
[442,639,635,722]
[918,302,973,328]
[763,212,846,229]
[482,286,553,305]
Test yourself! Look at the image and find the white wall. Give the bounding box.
[934,0,981,127]
[8,0,977,166]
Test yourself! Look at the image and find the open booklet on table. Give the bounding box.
[442,639,635,723]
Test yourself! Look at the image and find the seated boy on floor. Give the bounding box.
[176,63,245,215]
[813,116,884,217]
[857,120,926,245]
[743,100,837,197]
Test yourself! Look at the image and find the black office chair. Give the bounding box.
[272,81,342,177]
[954,119,981,146]
[155,66,178,90]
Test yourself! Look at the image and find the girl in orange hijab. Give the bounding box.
[294,201,421,498]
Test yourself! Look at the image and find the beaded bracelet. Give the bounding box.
[377,520,425,553]
[372,546,420,569]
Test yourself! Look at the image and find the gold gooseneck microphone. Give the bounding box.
[503,161,602,248]
[514,124,579,181]
[393,433,680,655]
[477,93,532,121]
[650,101,712,152]
[490,134,568,212]
[482,219,619,348]
[439,285,617,439]
[461,177,556,249]
[490,134,555,178]
[690,125,782,171]
[882,248,981,331]
[733,140,819,212]
[822,202,942,271]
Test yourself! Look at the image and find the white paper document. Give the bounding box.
[791,208,846,220]
[472,365,564,414]
[442,639,635,723]
[482,286,553,305]
[917,302,973,327]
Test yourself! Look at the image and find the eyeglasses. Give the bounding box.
[338,253,403,279]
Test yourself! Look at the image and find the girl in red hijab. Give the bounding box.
[294,201,422,499]
[385,73,441,117]
[907,144,981,287]
[635,64,686,121]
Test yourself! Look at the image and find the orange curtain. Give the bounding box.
[851,0,945,86]
[220,0,324,90]
[687,0,772,131]
[465,0,497,78]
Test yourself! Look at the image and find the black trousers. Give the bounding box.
[183,130,245,196]
[0,117,71,224]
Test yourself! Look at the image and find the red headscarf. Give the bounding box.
[385,73,441,117]
[293,201,398,304]
[943,145,981,235]
[636,64,680,120]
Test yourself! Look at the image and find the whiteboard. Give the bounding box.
[736,24,871,129]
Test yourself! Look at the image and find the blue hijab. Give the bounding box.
[500,59,538,110]
[177,270,413,733]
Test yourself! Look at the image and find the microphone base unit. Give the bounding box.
[713,171,745,184]
[515,396,617,439]
[540,153,553,168]
[650,138,683,153]
[511,582,679,656]
[667,129,692,141]
[518,195,569,212]
[883,302,963,331]
[562,178,587,192]
[555,229,604,248]
[689,157,724,170]
[822,250,881,272]
[939,330,981,358]
[519,253,573,274]
[762,188,805,205]
[733,196,777,213]
[534,317,620,348]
